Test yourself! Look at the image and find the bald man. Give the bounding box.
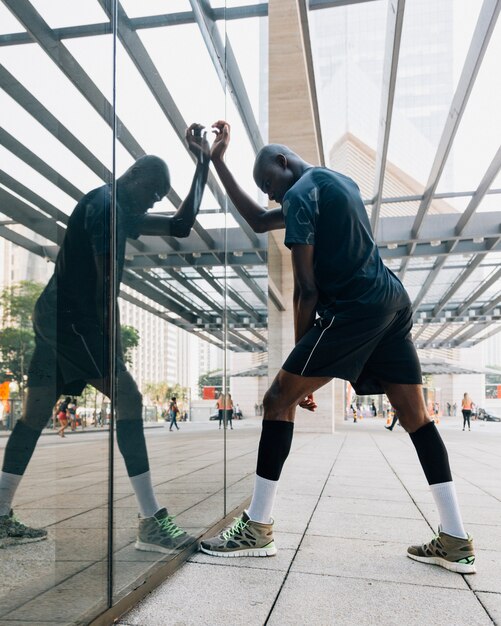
[200,121,475,575]
[0,125,209,554]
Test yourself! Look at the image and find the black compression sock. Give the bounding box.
[116,419,150,477]
[409,421,452,485]
[256,420,294,481]
[2,421,42,475]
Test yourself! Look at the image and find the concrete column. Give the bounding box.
[267,0,337,433]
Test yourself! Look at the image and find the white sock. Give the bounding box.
[129,471,161,518]
[430,481,467,539]
[247,475,278,524]
[0,471,23,516]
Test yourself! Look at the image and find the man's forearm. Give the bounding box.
[294,292,318,344]
[170,159,209,236]
[213,158,269,232]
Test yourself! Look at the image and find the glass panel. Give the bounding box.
[0,17,111,626]
[436,12,501,208]
[309,0,388,189]
[223,11,268,517]
[112,2,227,601]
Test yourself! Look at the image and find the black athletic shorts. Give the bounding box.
[282,305,422,395]
[28,314,126,396]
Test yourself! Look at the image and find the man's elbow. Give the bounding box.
[170,218,193,238]
[252,220,267,234]
[174,227,192,238]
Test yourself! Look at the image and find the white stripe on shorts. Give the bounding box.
[300,316,335,376]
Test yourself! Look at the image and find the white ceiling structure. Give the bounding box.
[0,0,500,352]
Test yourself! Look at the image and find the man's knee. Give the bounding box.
[262,381,295,418]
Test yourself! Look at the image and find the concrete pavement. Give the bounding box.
[120,417,501,626]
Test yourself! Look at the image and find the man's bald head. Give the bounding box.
[119,155,170,213]
[123,155,170,192]
[253,144,298,181]
[253,144,308,204]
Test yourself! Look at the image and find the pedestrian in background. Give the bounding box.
[461,393,473,431]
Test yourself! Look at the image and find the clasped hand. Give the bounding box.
[186,123,210,163]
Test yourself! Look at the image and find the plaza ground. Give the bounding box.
[120,416,501,626]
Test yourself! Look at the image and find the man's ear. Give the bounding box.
[277,153,288,169]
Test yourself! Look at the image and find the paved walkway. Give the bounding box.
[120,417,501,626]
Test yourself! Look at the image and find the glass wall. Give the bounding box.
[0,1,268,623]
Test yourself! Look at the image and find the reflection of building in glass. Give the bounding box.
[119,295,202,394]
[312,0,454,188]
[1,234,52,287]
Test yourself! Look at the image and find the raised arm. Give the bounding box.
[138,123,210,237]
[211,120,284,233]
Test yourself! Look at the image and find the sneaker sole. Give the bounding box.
[199,542,277,558]
[135,539,194,554]
[0,535,47,548]
[407,552,476,574]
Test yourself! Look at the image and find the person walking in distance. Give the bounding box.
[200,120,475,574]
[56,397,70,438]
[461,393,473,431]
[168,397,180,432]
[0,124,210,552]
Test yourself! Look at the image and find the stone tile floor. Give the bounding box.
[119,417,501,626]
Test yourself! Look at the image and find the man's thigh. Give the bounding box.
[266,369,332,414]
[22,386,60,431]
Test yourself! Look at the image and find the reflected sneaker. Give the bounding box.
[135,507,196,554]
[0,510,48,548]
[407,529,475,574]
[200,510,277,558]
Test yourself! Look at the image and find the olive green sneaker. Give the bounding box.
[0,510,48,548]
[200,510,277,558]
[407,529,475,574]
[135,507,196,554]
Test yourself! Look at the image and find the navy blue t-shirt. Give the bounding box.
[283,167,410,319]
[35,184,142,326]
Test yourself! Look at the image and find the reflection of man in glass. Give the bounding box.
[0,125,209,552]
[200,121,475,575]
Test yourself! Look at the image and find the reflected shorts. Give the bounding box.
[28,315,126,396]
[282,305,422,395]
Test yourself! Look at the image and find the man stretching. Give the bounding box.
[0,125,210,554]
[200,120,475,574]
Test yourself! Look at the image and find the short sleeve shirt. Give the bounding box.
[36,184,142,326]
[283,167,410,319]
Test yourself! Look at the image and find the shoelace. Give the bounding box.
[222,517,248,541]
[9,513,26,529]
[157,515,185,538]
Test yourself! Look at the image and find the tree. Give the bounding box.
[143,382,188,405]
[120,324,140,365]
[0,281,44,398]
[0,281,140,400]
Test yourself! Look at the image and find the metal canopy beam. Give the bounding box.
[399,0,501,279]
[189,0,264,154]
[309,0,377,8]
[412,143,501,310]
[456,268,501,317]
[0,224,45,256]
[1,65,112,181]
[0,128,83,201]
[96,0,259,248]
[0,5,269,47]
[370,0,405,233]
[0,186,66,244]
[297,0,324,165]
[2,0,145,160]
[469,324,501,347]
